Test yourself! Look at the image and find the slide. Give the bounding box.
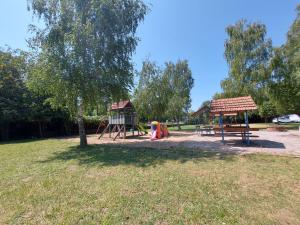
[138,124,148,134]
[151,130,157,140]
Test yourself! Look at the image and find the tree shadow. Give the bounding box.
[38,144,238,168]
[0,138,47,146]
[223,139,286,149]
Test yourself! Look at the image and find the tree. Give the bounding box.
[198,100,211,124]
[134,60,194,128]
[269,5,300,114]
[221,20,272,108]
[28,0,147,146]
[134,60,168,121]
[258,101,277,123]
[0,49,27,140]
[164,60,194,130]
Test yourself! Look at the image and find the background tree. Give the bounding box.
[258,101,277,123]
[221,20,272,111]
[134,60,194,127]
[164,60,194,130]
[0,49,27,140]
[269,5,300,114]
[199,100,211,124]
[27,0,147,146]
[134,60,167,121]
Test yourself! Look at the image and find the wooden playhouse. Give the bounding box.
[98,100,145,140]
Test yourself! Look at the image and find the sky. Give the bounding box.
[0,0,299,110]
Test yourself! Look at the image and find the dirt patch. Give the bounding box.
[66,130,300,157]
[267,126,288,132]
[271,208,300,225]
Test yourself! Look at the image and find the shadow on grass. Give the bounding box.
[0,138,48,146]
[224,140,286,149]
[38,144,238,167]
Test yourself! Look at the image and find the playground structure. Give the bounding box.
[150,121,169,140]
[98,100,146,140]
[193,96,259,144]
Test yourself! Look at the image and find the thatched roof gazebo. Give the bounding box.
[210,96,257,115]
[211,96,258,144]
[193,96,258,144]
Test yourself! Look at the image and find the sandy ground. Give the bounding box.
[69,130,300,157]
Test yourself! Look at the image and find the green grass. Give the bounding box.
[1,139,300,224]
[250,123,300,130]
[168,124,197,131]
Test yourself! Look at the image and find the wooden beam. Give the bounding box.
[244,111,250,145]
[98,124,109,139]
[113,125,124,141]
[219,112,224,143]
[109,124,111,138]
[123,125,126,139]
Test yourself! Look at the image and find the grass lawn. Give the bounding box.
[250,123,300,130]
[168,124,197,132]
[1,139,300,224]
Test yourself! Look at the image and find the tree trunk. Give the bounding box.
[38,121,43,138]
[78,98,87,147]
[176,118,181,130]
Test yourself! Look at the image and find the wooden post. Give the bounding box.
[219,113,224,143]
[113,125,123,141]
[244,111,250,145]
[110,125,117,139]
[123,125,126,139]
[109,124,111,138]
[98,124,109,139]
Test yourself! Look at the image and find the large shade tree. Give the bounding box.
[163,60,194,130]
[134,60,168,121]
[134,60,193,127]
[221,20,273,109]
[0,49,27,140]
[269,5,300,114]
[27,0,147,146]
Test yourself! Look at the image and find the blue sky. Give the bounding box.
[0,0,299,110]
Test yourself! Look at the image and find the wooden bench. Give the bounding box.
[196,125,214,136]
[213,127,259,142]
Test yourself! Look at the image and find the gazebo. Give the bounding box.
[210,96,258,144]
[193,96,258,144]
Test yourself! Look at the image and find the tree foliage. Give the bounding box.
[258,101,277,122]
[27,0,147,146]
[164,60,194,129]
[0,48,69,140]
[134,60,194,127]
[134,60,167,121]
[221,20,273,108]
[219,7,300,118]
[269,5,300,114]
[0,49,28,140]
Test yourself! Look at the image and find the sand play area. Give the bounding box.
[70,130,300,157]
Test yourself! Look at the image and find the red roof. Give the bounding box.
[110,100,133,111]
[210,96,257,114]
[191,105,210,117]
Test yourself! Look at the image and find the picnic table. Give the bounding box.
[213,126,259,142]
[195,125,214,136]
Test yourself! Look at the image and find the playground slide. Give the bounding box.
[157,122,161,139]
[151,130,157,140]
[138,124,148,134]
